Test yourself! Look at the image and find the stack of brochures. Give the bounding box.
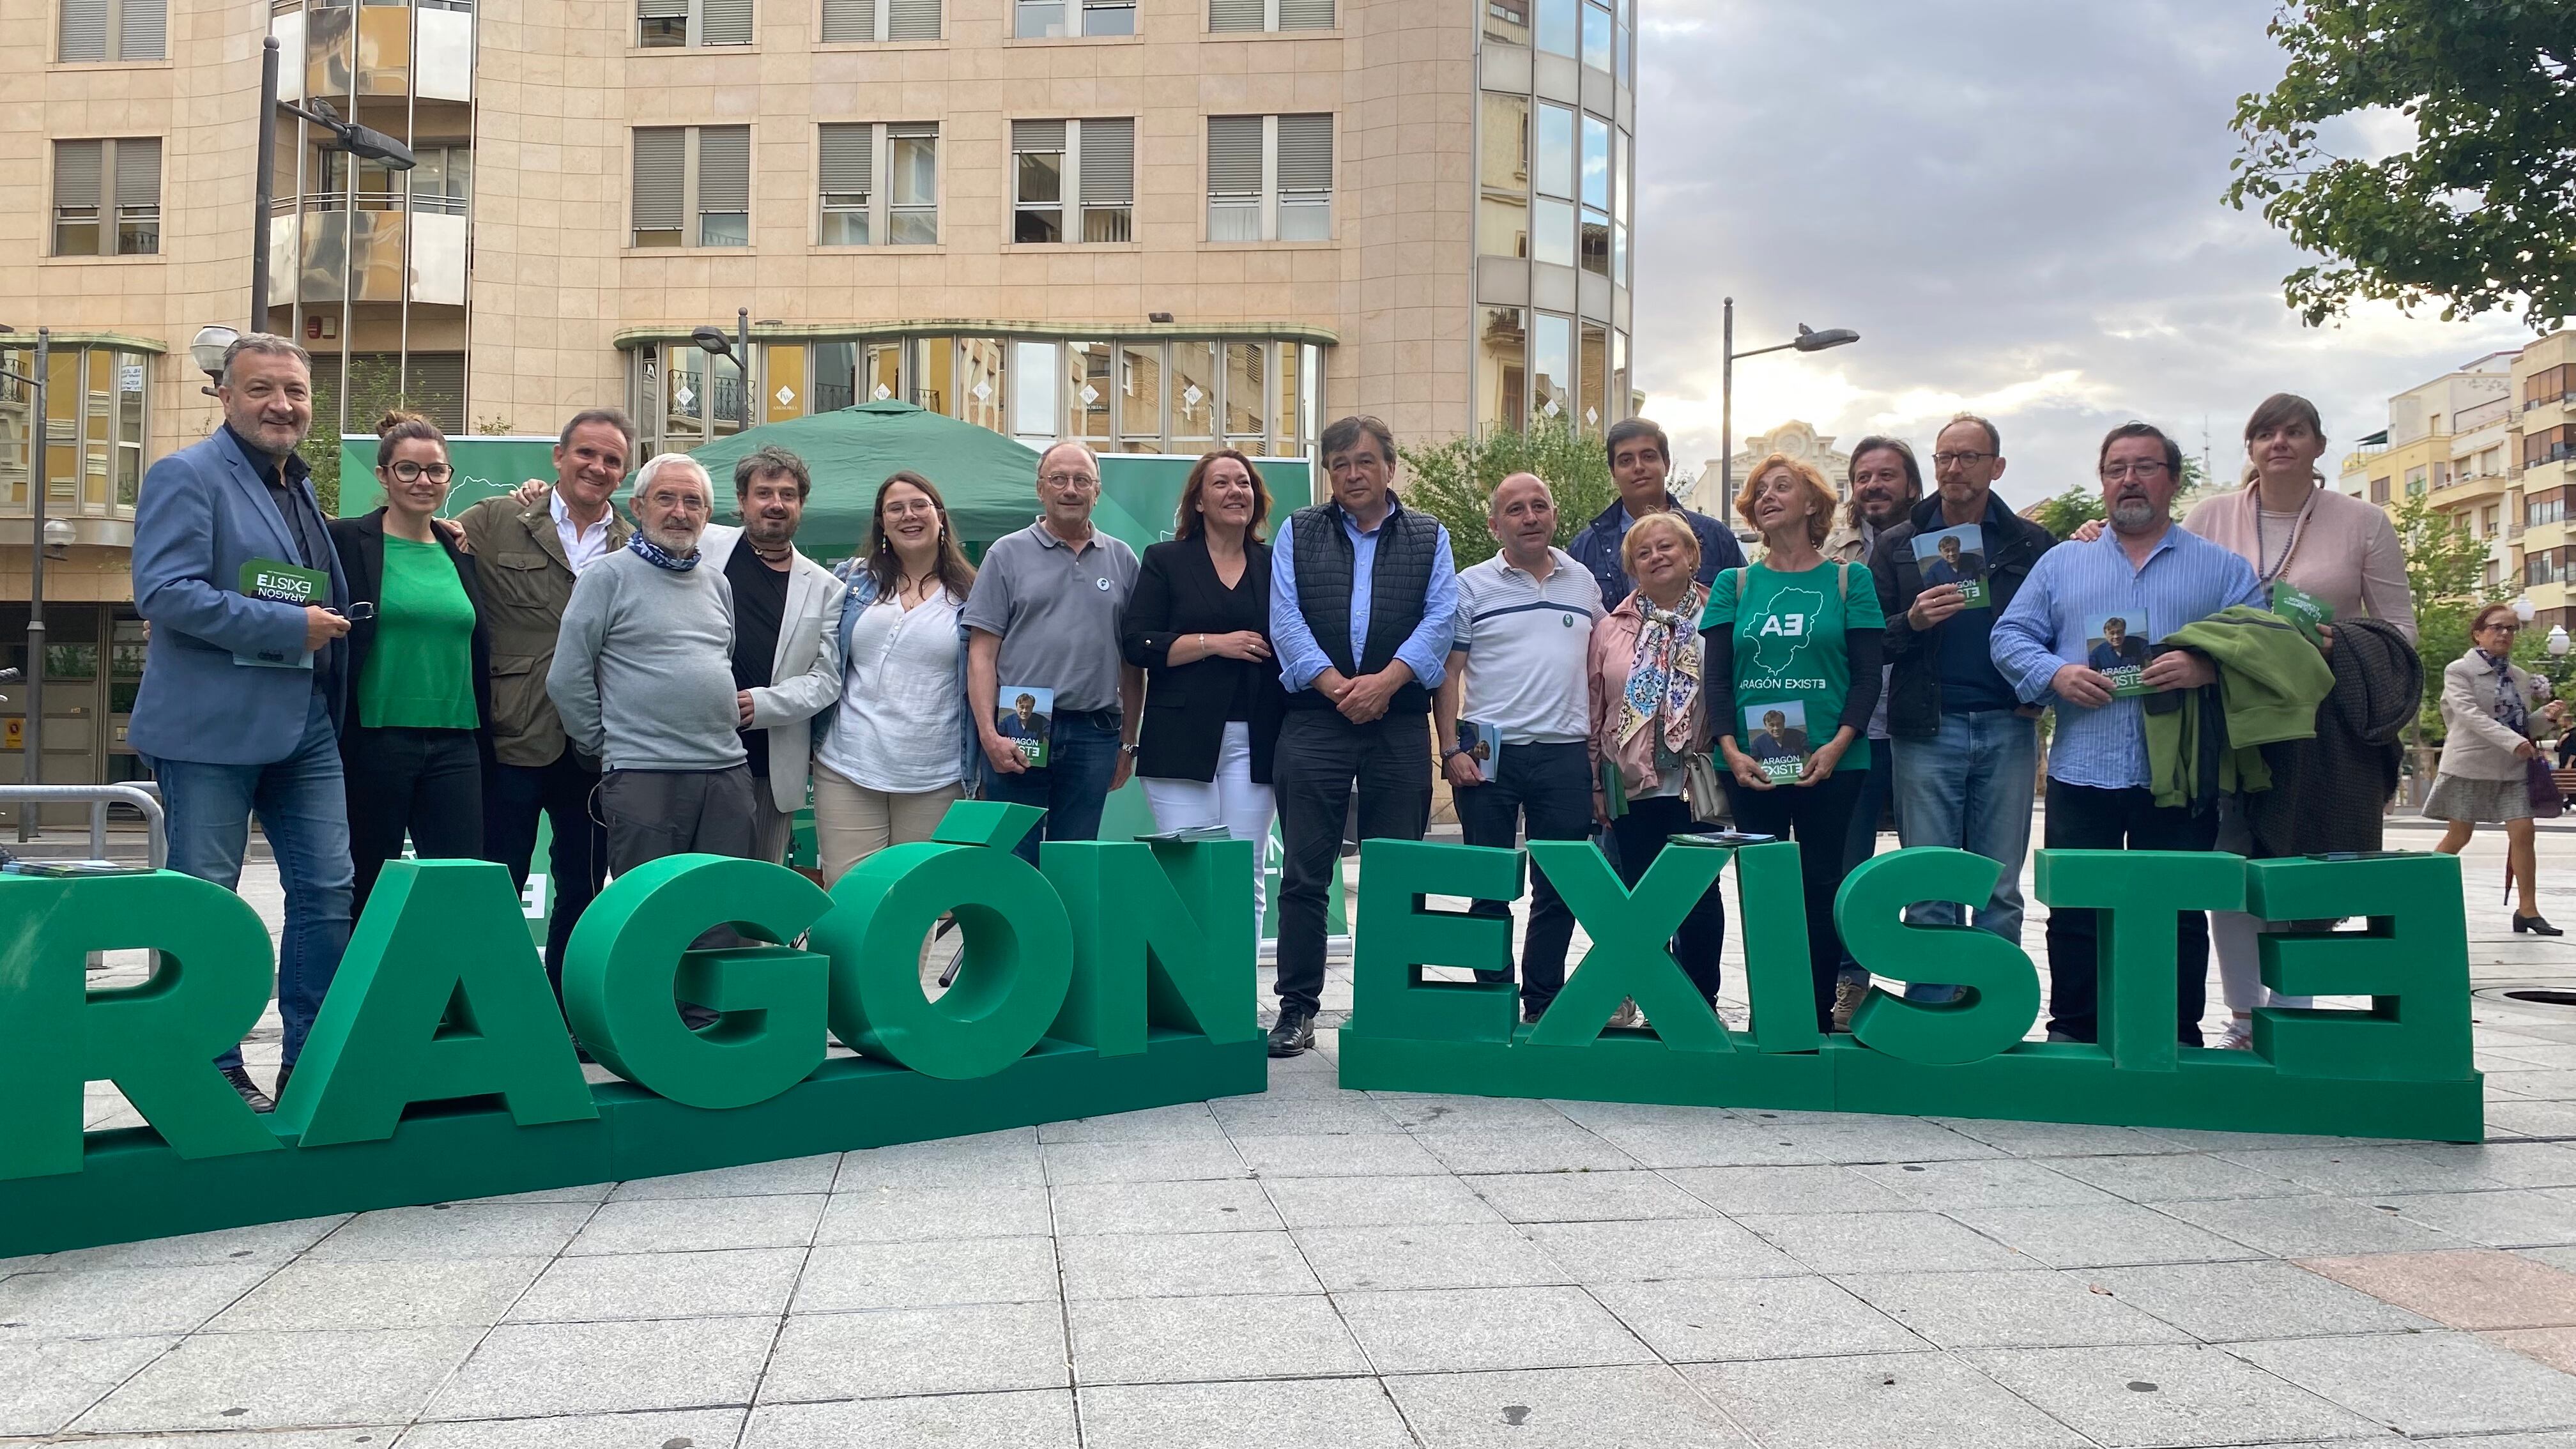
[1,859,150,877]
[1666,831,1779,848]
[1137,825,1234,843]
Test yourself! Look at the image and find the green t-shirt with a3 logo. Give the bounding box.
[1701,559,1884,772]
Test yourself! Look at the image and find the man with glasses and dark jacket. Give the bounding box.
[1266,415,1459,1057]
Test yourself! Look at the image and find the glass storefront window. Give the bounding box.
[813,342,857,412]
[958,338,1006,434]
[0,345,28,507]
[1009,340,1056,440]
[1478,306,1527,434]
[45,349,79,505]
[115,351,146,505]
[910,337,953,415]
[1579,321,1608,433]
[1478,92,1530,261]
[663,346,706,448]
[867,342,903,402]
[1275,343,1301,455]
[1119,343,1162,451]
[1533,314,1571,425]
[1170,341,1216,443]
[1223,343,1266,443]
[1066,341,1112,442]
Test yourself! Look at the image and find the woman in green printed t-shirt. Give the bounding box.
[1701,452,1885,1032]
[326,411,493,917]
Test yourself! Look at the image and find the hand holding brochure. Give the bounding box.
[1452,719,1501,783]
[994,684,1053,769]
[1912,524,1989,608]
[236,558,328,670]
[1741,702,1810,785]
[2083,613,2154,700]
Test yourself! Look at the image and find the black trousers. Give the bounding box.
[344,726,485,920]
[1725,767,1869,1032]
[1454,740,1596,1016]
[1272,707,1432,1017]
[2041,779,2218,1045]
[1607,793,1728,1006]
[484,749,608,992]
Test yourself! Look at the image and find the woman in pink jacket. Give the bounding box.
[1587,510,1726,1006]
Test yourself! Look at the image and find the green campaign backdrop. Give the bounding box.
[337,434,562,519]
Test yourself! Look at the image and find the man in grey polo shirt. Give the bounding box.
[1433,472,1605,1023]
[963,440,1144,864]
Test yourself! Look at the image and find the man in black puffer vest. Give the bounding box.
[1266,415,1460,1056]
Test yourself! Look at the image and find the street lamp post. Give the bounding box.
[1,328,50,841]
[1717,296,1860,501]
[250,34,418,328]
[692,309,753,434]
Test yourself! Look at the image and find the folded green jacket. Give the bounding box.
[2146,604,2336,810]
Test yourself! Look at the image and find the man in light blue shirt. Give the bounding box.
[1990,422,2264,1046]
[1266,415,1459,1055]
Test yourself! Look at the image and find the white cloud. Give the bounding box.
[1627,0,2540,507]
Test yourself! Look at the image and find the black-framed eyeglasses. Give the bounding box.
[1931,451,1993,468]
[385,460,453,483]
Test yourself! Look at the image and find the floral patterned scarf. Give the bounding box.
[1619,582,1707,753]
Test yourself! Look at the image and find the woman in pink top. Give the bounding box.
[2185,393,2416,1050]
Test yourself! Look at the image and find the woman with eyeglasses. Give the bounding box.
[811,471,980,884]
[2429,603,2567,935]
[326,411,494,917]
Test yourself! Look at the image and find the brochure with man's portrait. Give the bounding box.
[1912,523,1989,608]
[2083,614,2154,699]
[1742,702,1810,784]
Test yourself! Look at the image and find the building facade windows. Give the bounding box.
[1016,0,1132,38]
[2529,425,2576,470]
[1207,0,1332,32]
[2529,487,2570,529]
[816,122,938,245]
[2526,365,2572,411]
[0,343,151,514]
[631,334,1320,461]
[631,125,751,247]
[1206,114,1331,241]
[819,0,939,41]
[58,0,164,61]
[638,0,752,47]
[51,139,160,257]
[1011,118,1135,243]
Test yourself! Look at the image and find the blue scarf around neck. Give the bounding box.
[629,532,702,571]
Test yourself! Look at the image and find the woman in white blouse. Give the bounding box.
[812,471,979,884]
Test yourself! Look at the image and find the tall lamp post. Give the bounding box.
[1719,296,1859,500]
[691,309,754,438]
[249,34,418,327]
[0,327,63,842]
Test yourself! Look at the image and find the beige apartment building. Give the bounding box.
[1,0,1641,797]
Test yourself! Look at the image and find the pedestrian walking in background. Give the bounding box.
[328,410,491,921]
[1123,449,1285,919]
[813,472,979,882]
[1704,452,1883,1033]
[2429,603,2566,935]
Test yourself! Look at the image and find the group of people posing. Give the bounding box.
[130,332,2535,1110]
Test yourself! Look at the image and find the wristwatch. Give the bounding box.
[1441,747,1469,763]
[1119,742,1140,756]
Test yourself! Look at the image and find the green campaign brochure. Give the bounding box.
[235,558,329,670]
[1913,523,1989,608]
[2085,612,2154,700]
[2271,579,2334,645]
[995,684,1053,770]
[1742,702,1810,784]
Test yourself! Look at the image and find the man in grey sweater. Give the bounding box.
[547,452,755,873]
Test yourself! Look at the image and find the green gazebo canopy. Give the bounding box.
[654,400,1045,560]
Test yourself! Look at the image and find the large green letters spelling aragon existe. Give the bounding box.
[0,824,2480,1256]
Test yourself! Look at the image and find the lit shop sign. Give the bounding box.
[2,819,2476,1255]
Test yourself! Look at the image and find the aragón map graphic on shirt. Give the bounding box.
[1744,586,1826,686]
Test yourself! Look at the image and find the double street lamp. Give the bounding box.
[247,34,417,327]
[1718,296,1859,500]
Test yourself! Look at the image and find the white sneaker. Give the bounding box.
[1607,997,1641,1029]
[2215,1018,2253,1051]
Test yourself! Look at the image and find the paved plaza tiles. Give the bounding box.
[8,818,2576,1446]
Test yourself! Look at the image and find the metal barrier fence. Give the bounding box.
[0,784,168,871]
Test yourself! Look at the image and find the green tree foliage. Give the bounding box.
[2398,494,2503,735]
[2028,487,2106,540]
[1397,418,1621,569]
[2226,0,2576,328]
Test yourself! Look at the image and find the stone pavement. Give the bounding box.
[6,818,2576,1446]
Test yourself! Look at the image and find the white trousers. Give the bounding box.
[2211,798,2315,1016]
[1140,721,1276,923]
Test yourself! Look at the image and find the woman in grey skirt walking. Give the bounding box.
[2428,602,2567,935]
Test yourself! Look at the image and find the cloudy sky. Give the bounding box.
[1630,0,2539,509]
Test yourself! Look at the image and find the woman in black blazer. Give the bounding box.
[1121,449,1285,918]
[326,411,494,918]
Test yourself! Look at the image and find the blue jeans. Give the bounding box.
[151,692,355,1072]
[981,709,1124,864]
[1890,710,2037,1002]
[1454,740,1596,1016]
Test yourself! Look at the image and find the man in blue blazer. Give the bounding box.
[129,334,355,1112]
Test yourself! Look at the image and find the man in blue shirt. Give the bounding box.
[1268,415,1459,1055]
[1991,422,2265,1046]
[1569,417,1747,611]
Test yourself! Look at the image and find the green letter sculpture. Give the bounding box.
[1522,840,1730,1052]
[562,854,836,1111]
[1045,838,1259,1055]
[1346,838,1522,1043]
[2032,849,2244,1071]
[1835,848,2041,1066]
[809,803,1075,1078]
[3,871,283,1179]
[2244,854,2472,1080]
